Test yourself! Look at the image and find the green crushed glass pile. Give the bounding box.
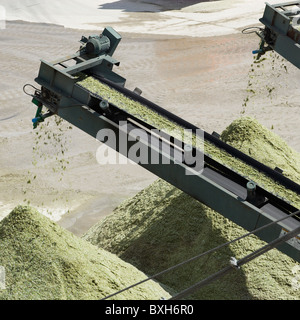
[0,206,170,300]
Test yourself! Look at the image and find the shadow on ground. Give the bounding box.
[99,0,216,12]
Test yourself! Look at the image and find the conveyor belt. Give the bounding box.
[32,71,300,261]
[74,74,300,220]
[30,23,300,263]
[80,74,300,199]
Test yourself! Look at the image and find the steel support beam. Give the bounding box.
[57,105,300,262]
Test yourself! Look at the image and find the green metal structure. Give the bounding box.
[253,1,300,68]
[25,4,300,263]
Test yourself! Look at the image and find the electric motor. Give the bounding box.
[86,35,110,55]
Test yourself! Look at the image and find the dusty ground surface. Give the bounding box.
[3,0,277,37]
[0,16,300,235]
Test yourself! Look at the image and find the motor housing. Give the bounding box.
[86,35,110,55]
